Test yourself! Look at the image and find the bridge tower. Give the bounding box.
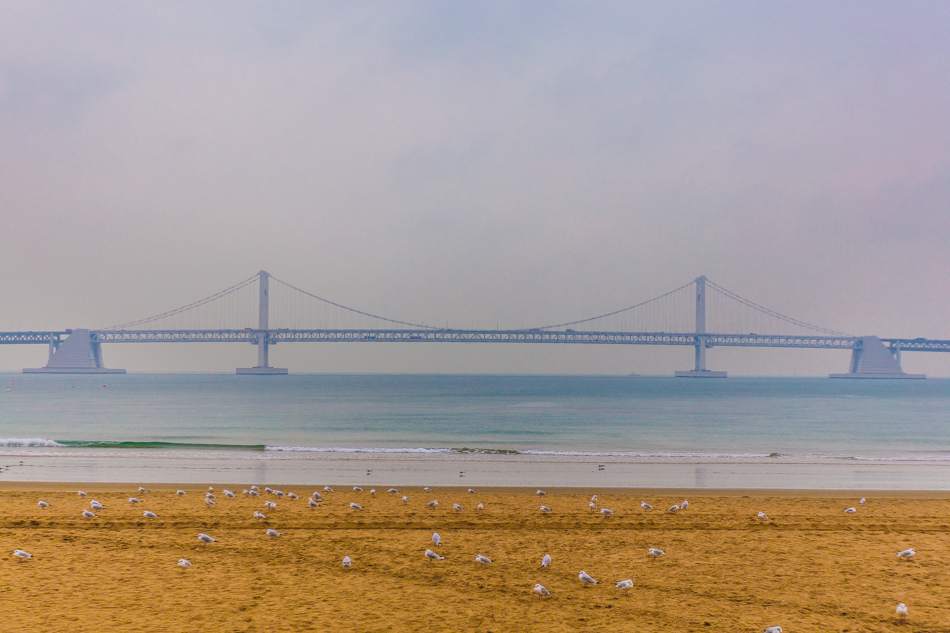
[675,276,727,378]
[23,329,125,374]
[236,270,288,375]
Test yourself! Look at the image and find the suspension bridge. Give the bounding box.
[2,271,948,377]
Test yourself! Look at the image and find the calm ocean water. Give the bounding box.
[1,373,948,461]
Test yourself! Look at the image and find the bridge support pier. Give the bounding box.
[23,329,125,374]
[829,336,924,379]
[237,270,287,375]
[675,276,726,378]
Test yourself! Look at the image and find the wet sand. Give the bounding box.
[1,485,947,632]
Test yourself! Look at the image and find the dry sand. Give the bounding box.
[1,485,947,632]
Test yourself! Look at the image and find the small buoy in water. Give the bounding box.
[102,384,107,388]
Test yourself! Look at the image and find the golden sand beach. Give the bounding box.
[1,485,946,632]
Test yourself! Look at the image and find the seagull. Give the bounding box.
[763,627,783,633]
[250,485,260,491]
[128,497,141,504]
[90,500,104,510]
[589,502,597,512]
[312,492,323,501]
[591,494,598,503]
[197,533,216,546]
[401,496,411,504]
[423,487,431,493]
[388,488,399,494]
[288,492,299,499]
[475,555,492,564]
[425,549,445,562]
[177,490,186,496]
[13,549,32,562]
[536,490,547,496]
[667,504,680,512]
[323,486,334,492]
[425,500,438,507]
[248,490,260,497]
[369,489,376,495]
[205,498,216,506]
[600,508,614,516]
[264,501,277,508]
[757,511,770,520]
[432,532,441,547]
[896,602,908,621]
[37,501,50,508]
[77,491,88,497]
[640,501,653,510]
[177,558,192,569]
[578,571,598,587]
[860,497,866,504]
[844,507,856,513]
[143,511,158,518]
[265,487,273,493]
[349,502,363,510]
[476,503,484,510]
[82,510,97,518]
[453,504,463,511]
[540,505,552,513]
[253,511,267,520]
[467,488,476,494]
[205,493,216,499]
[224,490,236,498]
[208,486,214,491]
[680,499,689,509]
[342,556,352,567]
[265,529,280,537]
[541,553,551,569]
[533,583,552,601]
[353,486,363,492]
[896,548,916,560]
[308,498,319,508]
[648,548,665,560]
[138,487,149,493]
[615,579,634,594]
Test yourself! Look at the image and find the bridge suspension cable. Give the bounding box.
[268,276,439,330]
[704,279,848,337]
[103,274,261,330]
[534,280,696,331]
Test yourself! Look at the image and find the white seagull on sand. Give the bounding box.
[763,627,782,633]
[265,529,280,537]
[578,571,598,587]
[288,492,299,499]
[533,583,552,601]
[453,504,463,511]
[467,488,476,494]
[353,486,363,492]
[432,532,441,546]
[667,504,680,512]
[308,498,319,508]
[476,503,484,510]
[757,511,770,520]
[197,533,216,546]
[82,510,97,518]
[128,497,141,504]
[536,489,547,496]
[896,602,908,621]
[264,501,277,508]
[253,511,267,520]
[615,579,633,594]
[205,498,216,506]
[77,491,87,497]
[13,549,32,562]
[680,499,689,509]
[37,501,49,508]
[475,554,492,564]
[388,488,399,494]
[90,500,104,510]
[143,511,158,518]
[369,490,375,496]
[640,501,653,510]
[349,502,363,510]
[342,556,352,567]
[425,548,445,561]
[250,485,260,491]
[589,502,597,512]
[425,500,438,507]
[323,486,334,492]
[896,548,916,560]
[401,496,411,504]
[312,492,323,501]
[591,494,597,502]
[844,507,856,513]
[205,493,216,499]
[541,553,551,569]
[600,508,614,516]
[177,490,186,496]
[859,497,866,504]
[224,490,236,498]
[423,487,431,493]
[177,558,192,569]
[138,487,149,493]
[540,505,552,513]
[648,548,665,560]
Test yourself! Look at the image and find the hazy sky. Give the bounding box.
[2,2,948,376]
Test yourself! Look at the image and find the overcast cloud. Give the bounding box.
[1,2,948,376]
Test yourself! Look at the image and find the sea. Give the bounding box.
[1,373,949,489]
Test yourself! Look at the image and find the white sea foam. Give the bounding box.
[0,438,66,448]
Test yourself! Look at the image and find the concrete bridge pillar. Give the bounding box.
[24,329,125,374]
[675,276,726,378]
[237,270,288,375]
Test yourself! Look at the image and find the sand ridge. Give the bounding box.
[1,486,947,632]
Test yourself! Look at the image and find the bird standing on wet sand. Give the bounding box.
[844,507,856,514]
[265,529,280,537]
[540,505,552,513]
[178,558,192,569]
[640,501,653,510]
[578,571,597,587]
[37,501,49,508]
[143,511,158,518]
[896,548,916,560]
[82,510,97,518]
[309,498,319,508]
[432,532,441,547]
[540,553,551,569]
[197,533,216,546]
[648,548,665,561]
[453,504,463,511]
[342,556,352,567]
[615,579,633,594]
[349,502,363,510]
[536,490,547,496]
[13,549,32,562]
[128,498,141,504]
[425,549,444,562]
[475,555,492,564]
[533,583,551,601]
[763,627,782,633]
[757,511,769,520]
[253,511,267,520]
[423,487,431,493]
[600,508,614,516]
[425,500,438,507]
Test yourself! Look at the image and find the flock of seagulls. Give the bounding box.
[15,486,915,626]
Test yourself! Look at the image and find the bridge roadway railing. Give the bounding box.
[3,330,949,352]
